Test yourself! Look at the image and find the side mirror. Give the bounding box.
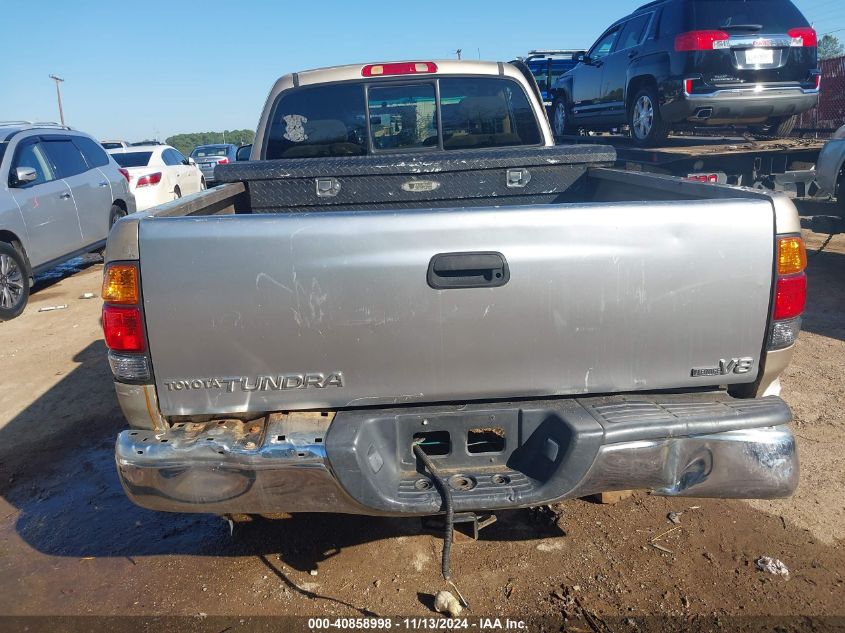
[236,145,252,161]
[13,166,37,185]
[185,158,195,166]
[575,51,589,64]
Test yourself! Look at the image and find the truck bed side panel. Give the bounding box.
[139,199,774,416]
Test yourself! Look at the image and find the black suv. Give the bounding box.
[549,0,820,145]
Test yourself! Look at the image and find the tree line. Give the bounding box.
[165,130,255,156]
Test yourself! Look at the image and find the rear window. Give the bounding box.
[440,77,541,150]
[111,152,152,167]
[368,83,438,151]
[266,83,368,160]
[73,135,110,168]
[688,0,808,32]
[192,146,228,157]
[265,76,541,159]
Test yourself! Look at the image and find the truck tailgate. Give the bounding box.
[140,199,775,416]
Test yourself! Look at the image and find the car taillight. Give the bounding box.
[217,157,229,165]
[102,262,150,380]
[773,275,807,320]
[102,264,140,304]
[675,30,730,51]
[362,61,438,77]
[769,237,807,349]
[136,172,162,187]
[103,306,146,352]
[814,74,822,90]
[118,168,131,183]
[687,173,719,183]
[788,27,817,48]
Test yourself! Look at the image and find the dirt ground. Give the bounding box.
[0,227,843,631]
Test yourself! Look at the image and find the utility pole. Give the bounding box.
[455,49,462,60]
[49,75,65,126]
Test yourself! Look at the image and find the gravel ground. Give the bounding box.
[0,229,843,631]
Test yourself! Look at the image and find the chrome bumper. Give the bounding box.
[569,425,797,499]
[116,401,798,515]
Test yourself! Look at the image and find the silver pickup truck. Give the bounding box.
[104,60,806,523]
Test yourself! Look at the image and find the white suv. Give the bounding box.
[0,122,136,320]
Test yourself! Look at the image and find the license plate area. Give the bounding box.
[744,48,774,65]
[325,401,605,513]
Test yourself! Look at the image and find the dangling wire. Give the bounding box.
[412,440,454,580]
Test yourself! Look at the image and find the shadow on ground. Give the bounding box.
[802,248,845,342]
[0,342,562,568]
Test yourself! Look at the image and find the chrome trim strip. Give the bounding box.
[688,85,819,99]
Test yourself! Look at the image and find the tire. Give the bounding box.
[629,86,668,147]
[750,114,798,139]
[551,97,573,139]
[109,204,127,230]
[200,178,206,191]
[774,115,797,137]
[173,186,182,200]
[0,241,30,322]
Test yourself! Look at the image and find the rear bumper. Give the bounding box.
[115,393,798,516]
[665,86,819,124]
[131,185,171,212]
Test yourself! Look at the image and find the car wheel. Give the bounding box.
[200,178,206,191]
[0,242,30,321]
[773,115,797,137]
[552,98,572,138]
[109,204,128,229]
[750,115,798,139]
[173,186,182,200]
[629,87,668,147]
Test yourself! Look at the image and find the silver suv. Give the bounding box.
[0,122,136,320]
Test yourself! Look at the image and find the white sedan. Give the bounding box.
[108,144,205,211]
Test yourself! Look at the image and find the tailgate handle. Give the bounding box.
[427,251,510,289]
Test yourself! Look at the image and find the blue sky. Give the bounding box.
[1,0,843,141]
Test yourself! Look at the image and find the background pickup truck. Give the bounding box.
[103,60,806,521]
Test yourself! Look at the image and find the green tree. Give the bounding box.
[165,130,255,156]
[818,34,844,61]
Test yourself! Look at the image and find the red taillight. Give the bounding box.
[362,61,438,77]
[103,305,146,352]
[675,30,730,51]
[217,157,229,165]
[684,79,694,95]
[814,74,822,90]
[774,274,807,320]
[788,27,817,48]
[136,172,162,187]
[687,173,719,183]
[118,168,130,183]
